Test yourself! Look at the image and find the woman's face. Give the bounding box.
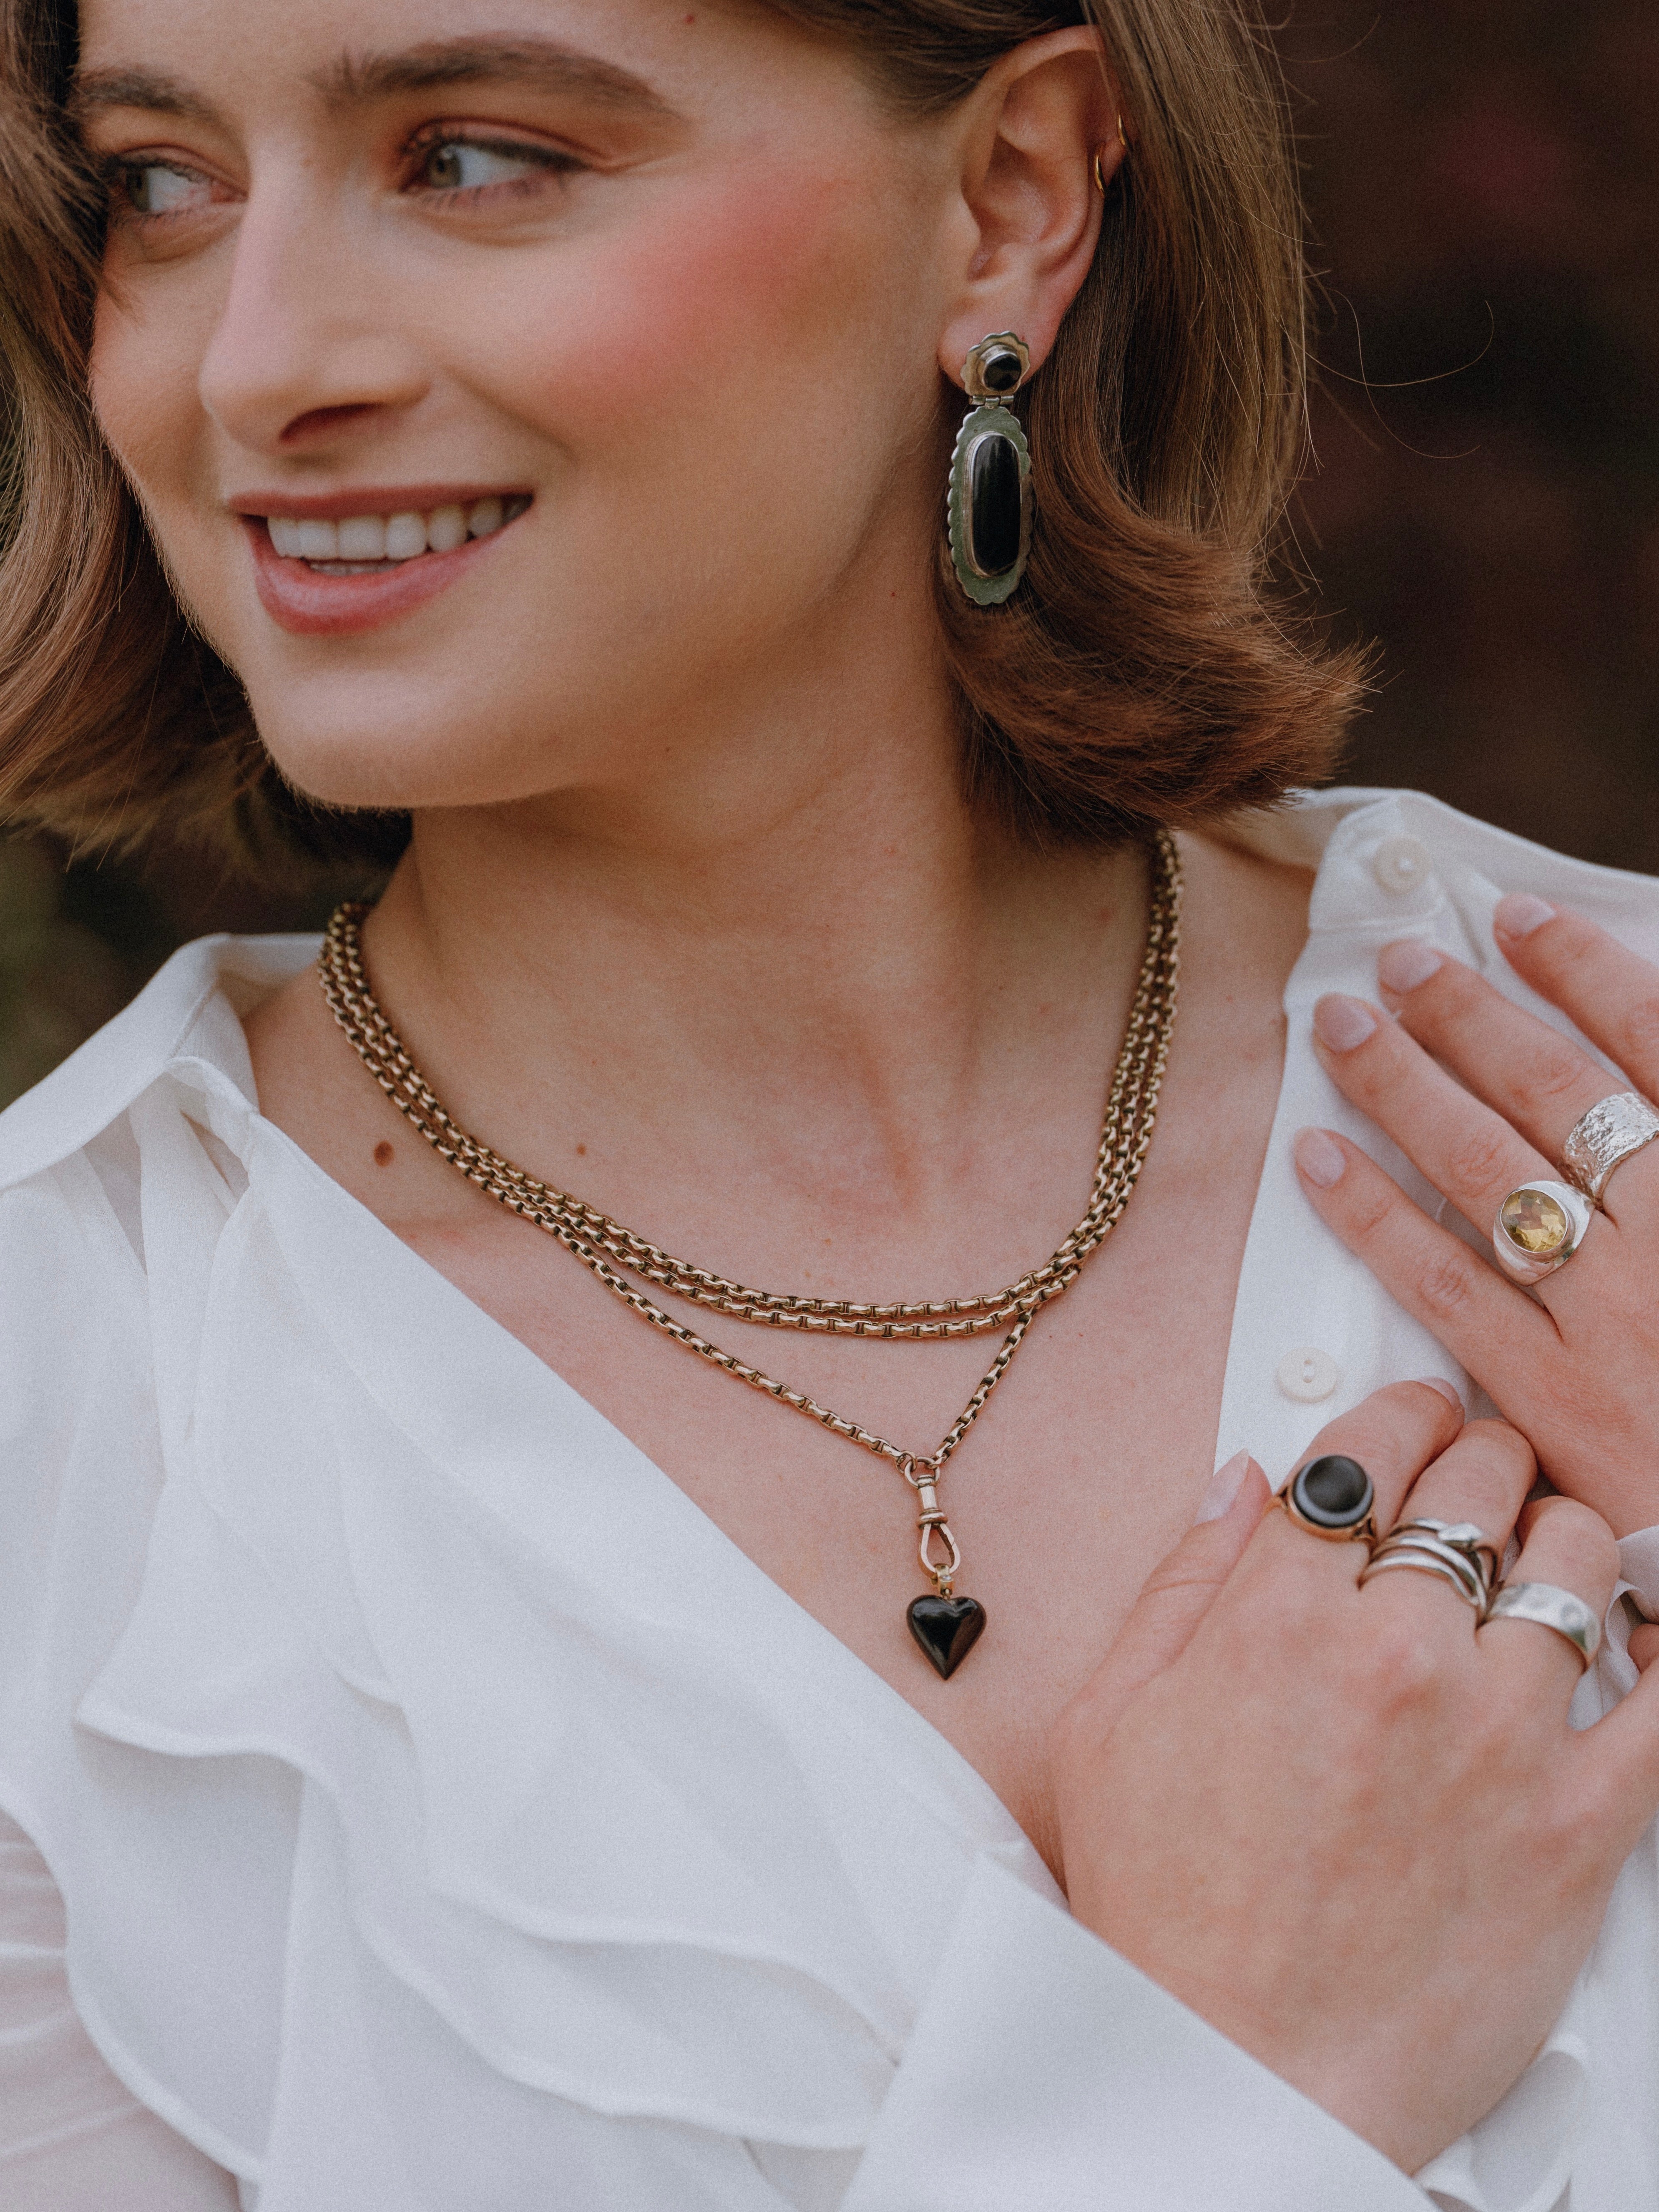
[80,0,966,814]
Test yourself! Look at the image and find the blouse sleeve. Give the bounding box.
[0,1811,240,2212]
[842,1855,1429,2212]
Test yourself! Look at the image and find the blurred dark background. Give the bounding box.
[2,0,1656,1104]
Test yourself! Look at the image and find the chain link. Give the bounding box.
[317,830,1180,1482]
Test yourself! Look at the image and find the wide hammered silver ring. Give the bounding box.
[1492,1179,1594,1285]
[1483,1581,1602,1671]
[1562,1091,1659,1204]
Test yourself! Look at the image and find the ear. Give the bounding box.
[938,29,1124,391]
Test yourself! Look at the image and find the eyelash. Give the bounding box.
[401,126,584,202]
[99,127,582,231]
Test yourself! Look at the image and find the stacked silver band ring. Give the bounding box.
[1562,1090,1659,1204]
[1358,1518,1498,1613]
[1491,1178,1594,1285]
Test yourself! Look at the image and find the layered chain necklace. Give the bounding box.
[319,830,1181,1679]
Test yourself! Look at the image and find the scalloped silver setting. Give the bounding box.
[947,401,1031,606]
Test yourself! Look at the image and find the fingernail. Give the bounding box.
[1295,1127,1347,1187]
[1495,893,1556,938]
[1196,1449,1252,1523]
[1312,994,1378,1052]
[1415,1374,1465,1411]
[1377,939,1444,995]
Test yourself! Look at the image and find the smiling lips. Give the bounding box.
[244,491,532,636]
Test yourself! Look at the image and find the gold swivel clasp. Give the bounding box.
[902,1456,963,1598]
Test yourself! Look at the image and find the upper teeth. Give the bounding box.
[266,497,512,561]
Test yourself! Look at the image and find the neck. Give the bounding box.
[359,593,1151,1264]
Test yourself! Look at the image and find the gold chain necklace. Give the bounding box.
[318,829,1181,1677]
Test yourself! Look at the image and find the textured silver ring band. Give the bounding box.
[1562,1091,1659,1204]
[1483,1581,1602,1670]
[1491,1179,1594,1286]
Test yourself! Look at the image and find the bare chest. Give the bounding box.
[247,839,1306,1879]
[387,1083,1267,1878]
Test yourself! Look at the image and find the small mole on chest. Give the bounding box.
[373,1141,395,1167]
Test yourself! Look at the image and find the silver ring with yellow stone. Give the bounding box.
[1492,1179,1595,1286]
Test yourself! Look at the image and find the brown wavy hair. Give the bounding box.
[0,0,1358,871]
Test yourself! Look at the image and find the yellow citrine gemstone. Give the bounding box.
[1501,1187,1569,1255]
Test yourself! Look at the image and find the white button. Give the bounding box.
[1372,835,1432,896]
[1277,1347,1339,1402]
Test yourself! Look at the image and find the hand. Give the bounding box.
[1051,1383,1659,2175]
[1296,896,1659,1538]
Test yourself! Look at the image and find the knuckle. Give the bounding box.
[1345,1182,1398,1242]
[1445,1123,1522,1195]
[1524,1495,1618,1586]
[1522,1043,1598,1111]
[1419,1247,1478,1317]
[1355,1615,1444,1714]
[1464,1416,1538,1483]
[1618,993,1659,1066]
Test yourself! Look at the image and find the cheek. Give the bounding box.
[90,277,226,586]
[467,156,931,518]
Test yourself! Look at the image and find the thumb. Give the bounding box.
[1066,1451,1271,1743]
[1581,1631,1659,1858]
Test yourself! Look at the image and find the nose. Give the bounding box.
[197,167,430,455]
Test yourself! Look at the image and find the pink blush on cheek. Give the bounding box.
[537,165,887,425]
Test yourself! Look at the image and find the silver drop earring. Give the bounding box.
[947,332,1032,606]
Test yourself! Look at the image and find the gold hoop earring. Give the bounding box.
[1093,118,1130,194]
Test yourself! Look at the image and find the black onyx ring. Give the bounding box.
[1278,1455,1377,1544]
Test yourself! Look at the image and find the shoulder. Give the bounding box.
[0,925,321,1495]
[0,932,316,1197]
[1214,786,1659,953]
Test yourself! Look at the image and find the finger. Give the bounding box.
[1265,1377,1466,1572]
[1495,895,1659,1105]
[1374,938,1619,1175]
[1066,1453,1271,1741]
[1294,1128,1558,1405]
[1571,1610,1659,1858]
[1479,1494,1619,1704]
[1395,1416,1537,1553]
[1311,991,1555,1241]
[1356,1420,1537,1649]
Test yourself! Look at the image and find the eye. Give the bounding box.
[412,136,570,196]
[113,158,217,219]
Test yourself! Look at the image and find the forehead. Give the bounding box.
[73,0,858,128]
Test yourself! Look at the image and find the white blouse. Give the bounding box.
[4,786,1659,2212]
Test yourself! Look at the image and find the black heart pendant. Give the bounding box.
[906,1594,987,1679]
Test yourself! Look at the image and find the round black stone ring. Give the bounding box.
[1278,1455,1377,1544]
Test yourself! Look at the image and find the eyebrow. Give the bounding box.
[70,69,223,126]
[314,36,676,116]
[72,36,678,128]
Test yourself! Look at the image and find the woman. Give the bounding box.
[3,0,1659,2204]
